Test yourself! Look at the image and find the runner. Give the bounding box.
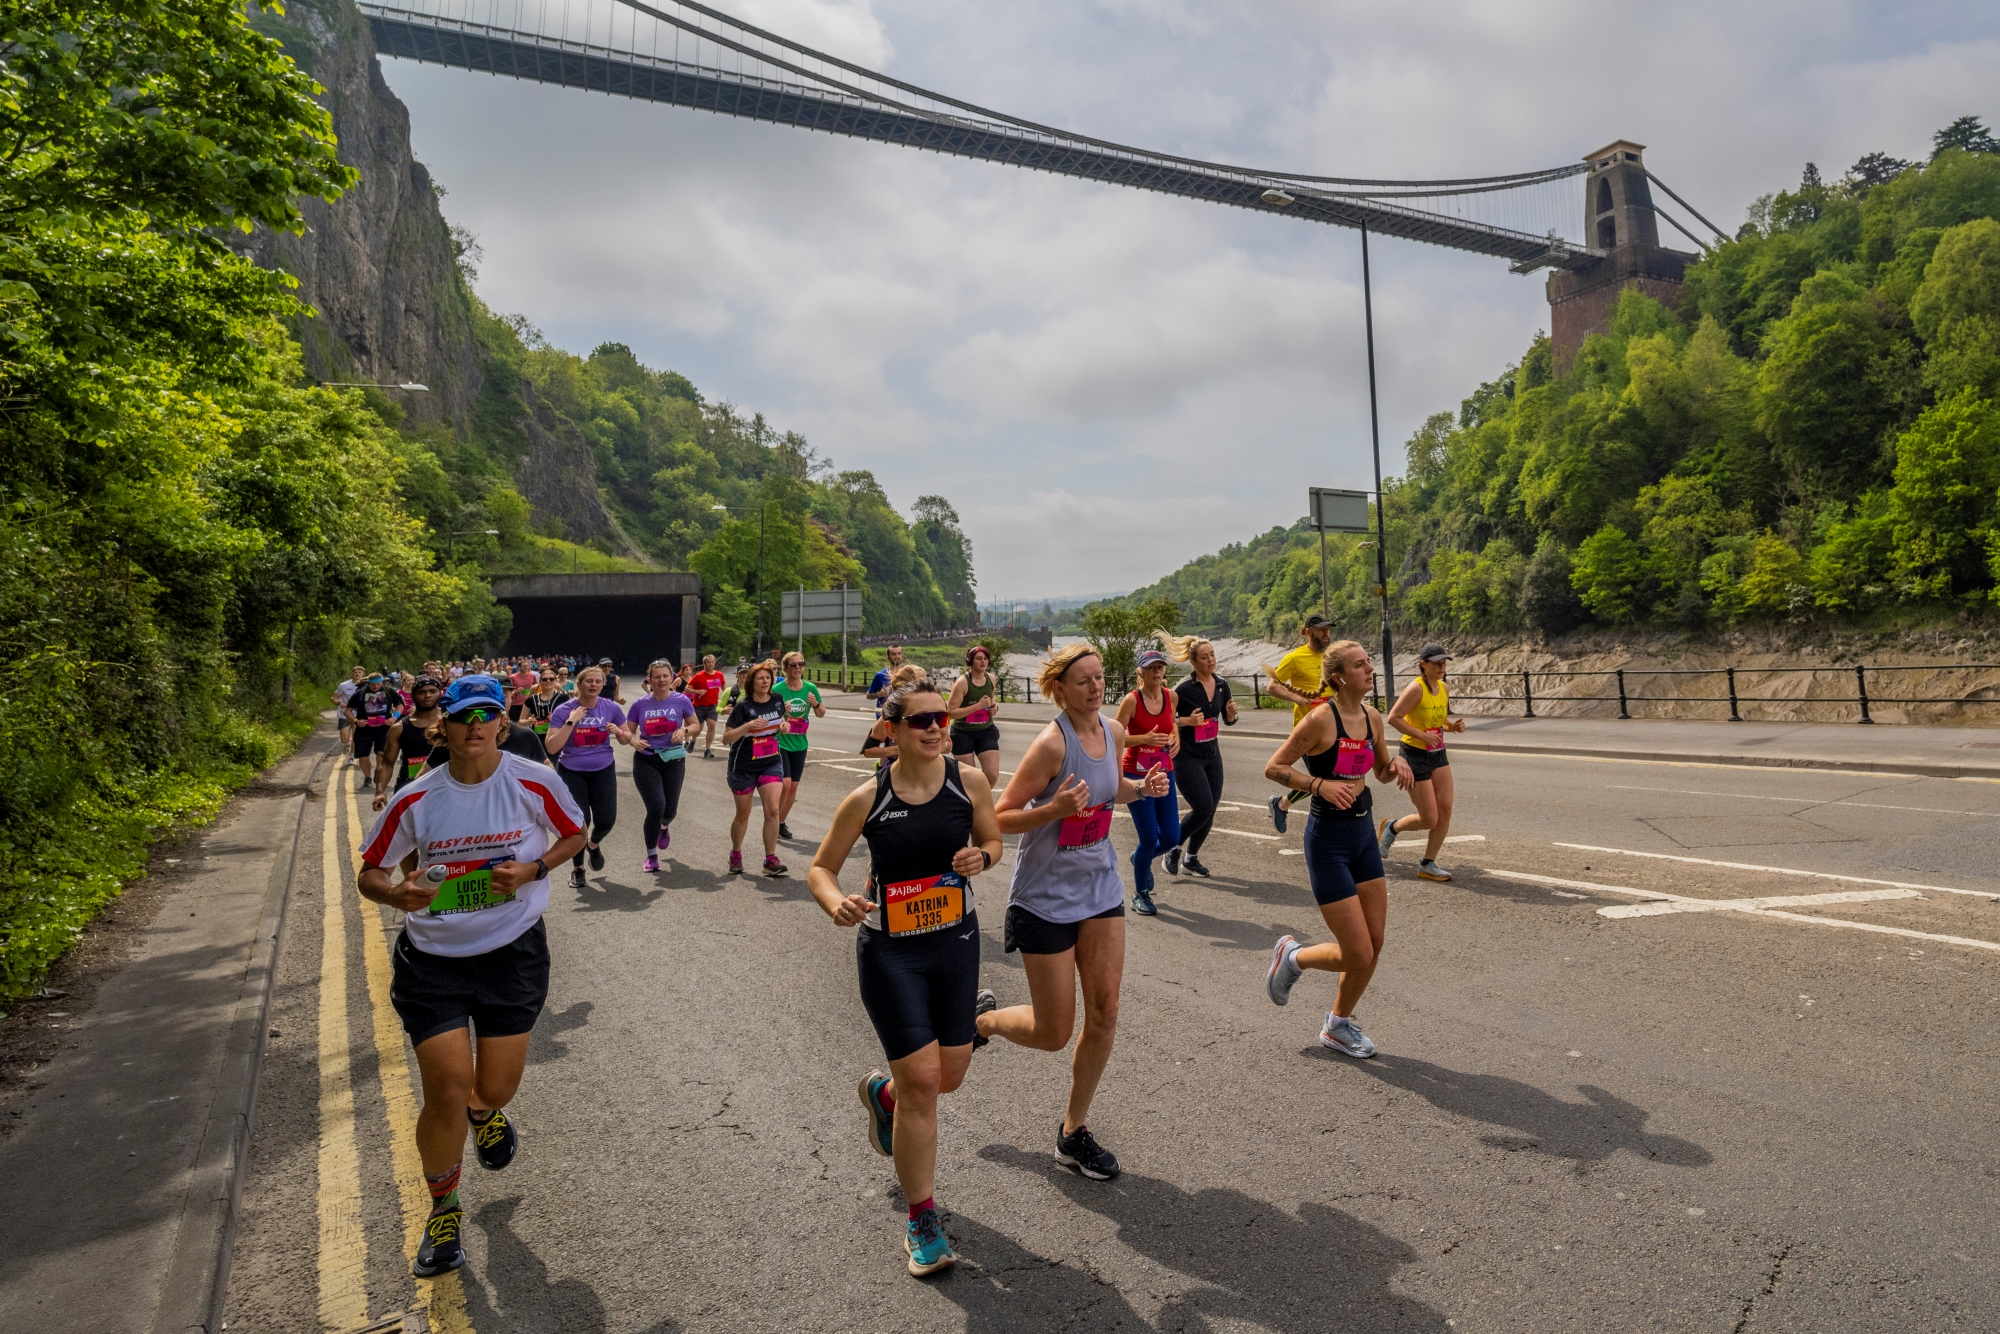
[1263,613,1335,833]
[868,645,907,714]
[524,671,561,740]
[333,665,366,765]
[1379,642,1466,882]
[686,655,727,758]
[863,665,928,768]
[546,666,628,890]
[976,643,1169,1181]
[626,659,697,873]
[1112,649,1180,916]
[506,660,539,722]
[1261,640,1415,1058]
[723,659,788,876]
[807,675,1004,1277]
[773,652,826,842]
[357,672,588,1280]
[1164,633,1237,879]
[344,671,405,791]
[946,644,1003,787]
[598,657,624,705]
[375,674,446,820]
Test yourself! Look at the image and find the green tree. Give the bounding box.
[1570,526,1648,624]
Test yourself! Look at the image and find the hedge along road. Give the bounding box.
[226,713,2000,1332]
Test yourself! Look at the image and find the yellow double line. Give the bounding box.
[314,765,475,1333]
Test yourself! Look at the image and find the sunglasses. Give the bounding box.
[447,706,503,725]
[897,710,951,732]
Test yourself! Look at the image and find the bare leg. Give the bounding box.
[978,750,1001,787]
[1064,916,1126,1132]
[883,1042,973,1207]
[780,778,799,823]
[1291,879,1389,1017]
[758,782,783,857]
[1420,766,1454,859]
[411,1029,533,1177]
[1391,778,1439,840]
[730,790,752,852]
[979,950,1077,1051]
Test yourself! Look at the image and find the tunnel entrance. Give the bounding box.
[488,573,701,672]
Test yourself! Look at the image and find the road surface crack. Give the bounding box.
[1732,1240,1793,1332]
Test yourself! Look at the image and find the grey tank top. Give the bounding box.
[1006,710,1124,923]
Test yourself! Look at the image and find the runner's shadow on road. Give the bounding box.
[923,1210,1150,1333]
[1338,1053,1712,1173]
[526,1000,592,1065]
[462,1196,673,1333]
[976,1146,1449,1331]
[572,877,665,914]
[660,866,735,895]
[1178,874,1312,909]
[1150,902,1300,952]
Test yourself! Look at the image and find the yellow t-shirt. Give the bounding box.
[1270,643,1329,724]
[1398,676,1449,749]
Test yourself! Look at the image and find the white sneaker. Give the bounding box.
[1265,935,1303,1006]
[1319,1013,1377,1058]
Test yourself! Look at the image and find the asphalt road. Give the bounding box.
[226,711,2000,1333]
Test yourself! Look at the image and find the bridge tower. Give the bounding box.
[1545,141,1696,369]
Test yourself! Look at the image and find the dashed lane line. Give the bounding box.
[317,767,369,1333]
[1552,843,1999,899]
[1606,784,2000,818]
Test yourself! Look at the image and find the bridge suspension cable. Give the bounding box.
[359,0,1598,268]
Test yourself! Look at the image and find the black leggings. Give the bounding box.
[631,751,685,847]
[558,764,617,866]
[1176,746,1225,856]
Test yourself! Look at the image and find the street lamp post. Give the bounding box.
[1360,221,1394,704]
[712,503,770,657]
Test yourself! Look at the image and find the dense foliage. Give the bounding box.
[1114,122,2000,642]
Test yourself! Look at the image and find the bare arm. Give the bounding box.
[359,834,587,912]
[995,725,1089,835]
[1384,679,1429,747]
[1262,712,1354,807]
[953,766,1006,876]
[1371,705,1416,791]
[807,781,878,927]
[946,676,970,718]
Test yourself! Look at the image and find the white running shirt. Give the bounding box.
[361,751,585,957]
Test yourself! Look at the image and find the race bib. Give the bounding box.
[403,756,426,782]
[1130,746,1170,772]
[533,721,549,735]
[883,871,966,937]
[1057,803,1113,849]
[642,715,677,739]
[1424,726,1446,752]
[1193,718,1219,743]
[1334,735,1374,777]
[572,724,609,747]
[751,735,779,760]
[786,716,810,734]
[965,707,991,727]
[424,859,515,916]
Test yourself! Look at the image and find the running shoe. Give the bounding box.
[905,1207,958,1277]
[1055,1123,1121,1180]
[1378,817,1399,856]
[656,828,671,852]
[1267,795,1289,834]
[643,852,659,873]
[361,776,373,792]
[1183,854,1211,878]
[728,850,744,875]
[1417,860,1453,882]
[587,843,605,872]
[1320,1013,1378,1058]
[859,1071,894,1157]
[1131,889,1156,916]
[779,822,794,841]
[972,989,997,1050]
[568,866,587,890]
[1165,847,1182,877]
[470,1107,517,1171]
[412,1205,465,1277]
[1265,934,1303,1006]
[764,854,787,877]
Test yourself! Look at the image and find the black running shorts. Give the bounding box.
[352,726,390,758]
[856,913,981,1061]
[694,703,717,723]
[782,747,808,782]
[1002,901,1124,955]
[1303,810,1384,906]
[390,920,551,1044]
[951,727,1001,756]
[1400,744,1449,781]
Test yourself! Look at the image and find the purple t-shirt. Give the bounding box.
[551,699,626,773]
[626,693,697,757]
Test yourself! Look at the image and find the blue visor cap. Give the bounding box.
[440,673,506,716]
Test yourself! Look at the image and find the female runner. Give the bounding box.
[723,659,788,876]
[946,644,1003,786]
[1261,640,1414,1058]
[626,659,697,872]
[977,644,1169,1180]
[1164,634,1236,879]
[546,666,628,889]
[1112,648,1179,916]
[1379,642,1465,882]
[773,652,826,842]
[809,677,1003,1278]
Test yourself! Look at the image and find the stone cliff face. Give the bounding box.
[241,0,481,430]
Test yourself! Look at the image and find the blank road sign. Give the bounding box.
[1309,487,1372,534]
[782,588,864,637]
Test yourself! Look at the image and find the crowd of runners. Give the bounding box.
[341,621,1466,1280]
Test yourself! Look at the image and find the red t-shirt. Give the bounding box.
[688,670,726,707]
[507,670,538,705]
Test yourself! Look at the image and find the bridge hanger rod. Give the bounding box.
[1643,169,1728,241]
[612,0,1584,193]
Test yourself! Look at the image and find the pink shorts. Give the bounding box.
[730,773,785,796]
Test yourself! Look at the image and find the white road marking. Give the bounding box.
[1606,784,2000,818]
[1476,752,1918,779]
[1205,826,1281,840]
[1388,834,1486,850]
[1553,843,1998,899]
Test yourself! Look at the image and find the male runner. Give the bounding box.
[1265,613,1334,833]
[772,652,826,842]
[506,661,539,722]
[598,658,624,704]
[333,666,366,765]
[686,655,727,758]
[868,645,906,715]
[344,672,404,791]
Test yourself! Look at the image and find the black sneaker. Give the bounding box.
[587,843,605,872]
[1131,889,1157,916]
[412,1205,465,1277]
[1165,847,1182,877]
[470,1107,517,1171]
[1056,1123,1121,1180]
[1267,795,1288,834]
[779,823,794,841]
[972,989,997,1050]
[568,866,587,890]
[1183,854,1211,878]
[361,776,374,792]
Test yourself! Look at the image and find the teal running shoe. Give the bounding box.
[905,1206,957,1277]
[858,1070,894,1157]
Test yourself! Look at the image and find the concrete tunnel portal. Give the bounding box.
[488,573,701,672]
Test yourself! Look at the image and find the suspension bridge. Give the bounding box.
[355,0,1717,279]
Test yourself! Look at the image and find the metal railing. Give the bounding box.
[1441,663,2000,724]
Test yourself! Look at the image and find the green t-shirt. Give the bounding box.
[772,679,822,752]
[953,674,997,731]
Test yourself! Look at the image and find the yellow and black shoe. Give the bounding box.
[413,1205,465,1278]
[471,1107,518,1172]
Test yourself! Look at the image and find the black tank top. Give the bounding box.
[1304,703,1375,821]
[861,762,974,933]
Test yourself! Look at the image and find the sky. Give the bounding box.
[377,0,2000,604]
